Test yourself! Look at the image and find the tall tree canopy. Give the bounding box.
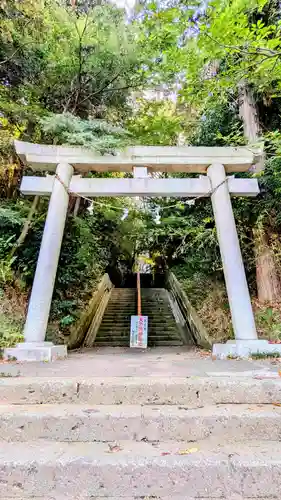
[0,0,142,138]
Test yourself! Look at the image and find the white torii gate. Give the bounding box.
[5,141,280,361]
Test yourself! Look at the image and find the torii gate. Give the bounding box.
[5,141,280,361]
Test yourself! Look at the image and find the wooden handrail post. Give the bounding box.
[137,272,141,316]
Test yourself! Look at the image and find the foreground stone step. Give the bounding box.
[1,495,274,500]
[1,403,281,442]
[1,440,281,498]
[1,376,281,405]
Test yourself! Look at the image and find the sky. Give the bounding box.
[111,0,136,13]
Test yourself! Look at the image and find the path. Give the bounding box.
[2,346,280,377]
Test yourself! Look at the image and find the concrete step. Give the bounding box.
[99,317,178,323]
[98,320,133,326]
[105,301,135,305]
[141,297,169,301]
[108,300,135,304]
[96,334,181,341]
[104,307,135,311]
[96,332,180,337]
[1,403,281,443]
[94,341,183,347]
[98,322,180,328]
[99,321,177,327]
[102,312,174,316]
[95,337,181,343]
[109,297,135,301]
[143,312,175,316]
[0,497,276,500]
[1,440,281,497]
[97,328,179,334]
[97,327,180,334]
[104,303,136,307]
[97,332,180,337]
[105,299,135,302]
[103,305,135,308]
[96,331,179,334]
[101,316,134,320]
[1,495,272,500]
[110,294,135,297]
[148,340,183,346]
[0,496,273,500]
[3,498,273,500]
[1,376,281,405]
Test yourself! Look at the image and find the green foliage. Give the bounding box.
[0,0,143,143]
[127,98,189,145]
[190,103,245,147]
[0,313,23,349]
[138,0,281,120]
[40,112,130,153]
[0,286,24,349]
[256,305,281,341]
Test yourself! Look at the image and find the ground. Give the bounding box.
[1,346,280,377]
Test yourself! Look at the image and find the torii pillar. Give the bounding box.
[208,163,268,358]
[5,163,73,361]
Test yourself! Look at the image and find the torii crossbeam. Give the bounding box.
[6,141,279,361]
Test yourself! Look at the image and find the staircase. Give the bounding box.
[141,288,184,346]
[1,356,281,499]
[95,287,184,346]
[95,288,136,346]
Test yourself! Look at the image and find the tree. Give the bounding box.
[0,0,143,141]
[138,0,281,303]
[127,97,191,145]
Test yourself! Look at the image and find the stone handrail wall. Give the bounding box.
[167,271,212,349]
[68,274,114,349]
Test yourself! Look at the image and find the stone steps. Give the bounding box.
[98,327,177,332]
[1,373,281,498]
[1,403,281,442]
[96,335,181,342]
[1,440,281,498]
[95,340,183,347]
[97,324,181,331]
[99,318,177,324]
[1,376,281,405]
[0,497,274,500]
[95,287,183,347]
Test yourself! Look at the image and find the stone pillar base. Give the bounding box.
[4,342,67,362]
[213,339,281,359]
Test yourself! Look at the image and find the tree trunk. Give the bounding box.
[253,227,281,303]
[239,81,260,142]
[238,81,281,302]
[10,195,40,258]
[73,196,81,217]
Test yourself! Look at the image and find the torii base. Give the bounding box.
[213,339,281,359]
[4,342,67,362]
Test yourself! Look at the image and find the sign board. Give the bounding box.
[130,315,148,348]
